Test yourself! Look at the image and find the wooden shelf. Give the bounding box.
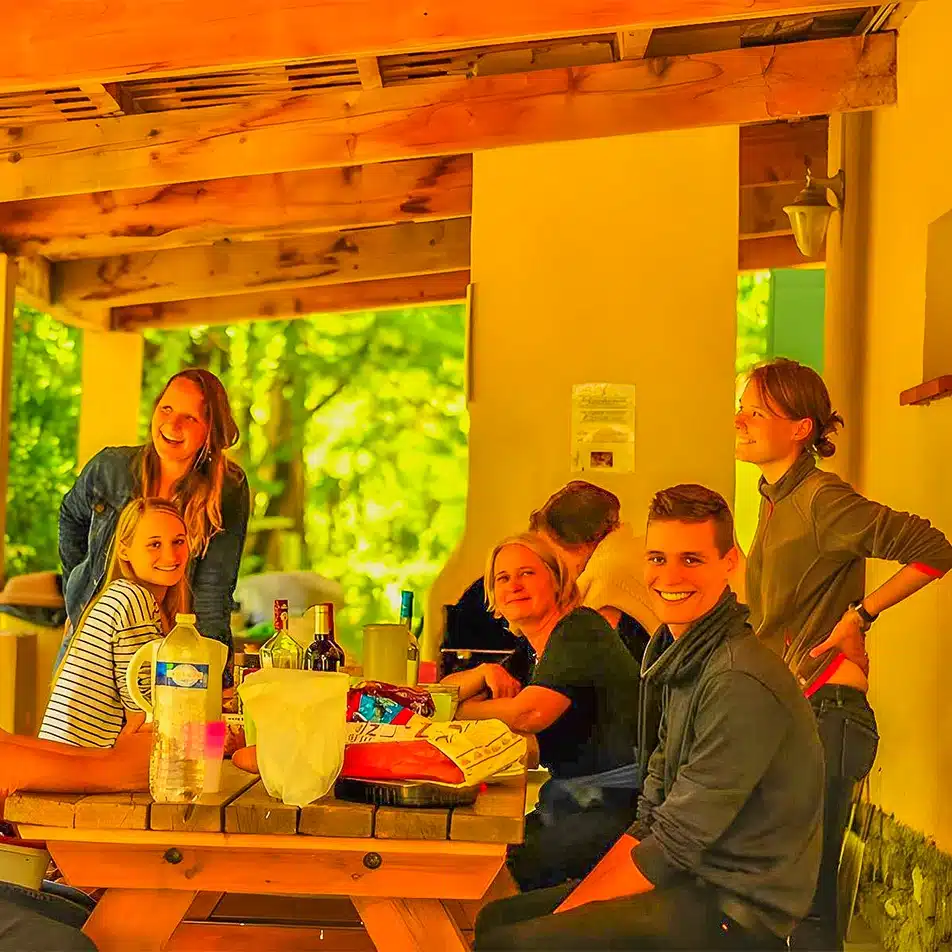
[900,376,952,406]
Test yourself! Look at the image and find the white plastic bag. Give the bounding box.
[238,668,349,806]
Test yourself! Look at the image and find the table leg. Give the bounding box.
[83,888,197,952]
[354,897,470,952]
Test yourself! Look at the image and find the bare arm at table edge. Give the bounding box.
[440,662,522,701]
[0,730,151,812]
[455,685,570,734]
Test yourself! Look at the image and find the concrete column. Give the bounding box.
[78,329,144,467]
[426,128,741,655]
[823,111,873,488]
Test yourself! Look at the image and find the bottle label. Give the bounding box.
[155,662,209,689]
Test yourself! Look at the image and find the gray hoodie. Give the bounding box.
[631,592,823,938]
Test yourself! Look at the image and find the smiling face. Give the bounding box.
[151,377,209,466]
[644,519,738,637]
[734,380,812,471]
[491,544,558,629]
[119,509,189,594]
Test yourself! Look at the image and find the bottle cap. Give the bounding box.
[175,613,197,623]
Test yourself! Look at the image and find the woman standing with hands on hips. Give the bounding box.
[57,368,250,661]
[735,358,952,952]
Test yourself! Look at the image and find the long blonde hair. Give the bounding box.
[139,368,241,556]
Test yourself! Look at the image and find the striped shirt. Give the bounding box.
[40,579,162,748]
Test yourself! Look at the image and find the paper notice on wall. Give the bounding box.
[571,383,636,473]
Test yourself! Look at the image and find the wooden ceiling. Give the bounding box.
[1,1,909,331]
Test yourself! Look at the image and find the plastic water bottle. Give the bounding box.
[149,613,209,803]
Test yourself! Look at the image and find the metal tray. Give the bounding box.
[334,777,480,808]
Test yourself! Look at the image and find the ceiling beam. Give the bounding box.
[0,34,896,203]
[2,1,877,94]
[54,218,471,308]
[0,155,472,260]
[738,233,824,271]
[10,254,109,329]
[111,270,471,330]
[738,118,828,188]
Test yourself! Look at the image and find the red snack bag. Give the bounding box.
[342,740,464,785]
[355,681,435,718]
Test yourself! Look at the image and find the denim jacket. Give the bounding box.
[58,445,250,652]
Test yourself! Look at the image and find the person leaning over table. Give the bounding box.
[441,531,642,893]
[442,480,658,686]
[473,485,824,951]
[735,358,952,952]
[57,368,250,671]
[0,727,150,952]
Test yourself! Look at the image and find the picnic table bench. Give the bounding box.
[7,762,527,952]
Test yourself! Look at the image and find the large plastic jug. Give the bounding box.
[126,627,226,724]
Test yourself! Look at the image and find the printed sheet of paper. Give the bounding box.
[571,383,636,473]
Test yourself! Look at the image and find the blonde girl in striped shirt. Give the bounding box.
[40,498,191,748]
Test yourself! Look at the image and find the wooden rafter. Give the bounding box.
[2,1,879,93]
[0,156,472,260]
[738,233,823,270]
[111,271,472,330]
[54,219,472,308]
[738,118,828,188]
[0,34,896,203]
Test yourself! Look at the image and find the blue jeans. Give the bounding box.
[0,882,94,951]
[791,685,879,952]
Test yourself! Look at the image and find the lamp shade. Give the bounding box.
[783,203,834,258]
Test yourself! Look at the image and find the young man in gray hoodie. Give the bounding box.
[475,484,824,951]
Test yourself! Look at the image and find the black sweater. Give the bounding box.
[631,592,823,938]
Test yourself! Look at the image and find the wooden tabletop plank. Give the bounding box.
[152,761,258,833]
[3,792,85,829]
[298,795,375,839]
[449,777,527,844]
[373,807,449,841]
[74,792,152,831]
[224,781,299,835]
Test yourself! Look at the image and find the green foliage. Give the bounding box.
[6,305,82,577]
[736,271,772,376]
[140,306,469,656]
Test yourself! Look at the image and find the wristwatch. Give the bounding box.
[848,600,878,631]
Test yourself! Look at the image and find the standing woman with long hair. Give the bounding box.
[735,358,952,951]
[57,368,250,660]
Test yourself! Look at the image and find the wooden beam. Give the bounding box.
[738,118,828,188]
[0,156,473,260]
[12,255,51,310]
[0,256,15,584]
[1,1,878,94]
[9,254,110,330]
[56,219,471,308]
[0,34,896,202]
[111,271,472,330]
[738,233,824,271]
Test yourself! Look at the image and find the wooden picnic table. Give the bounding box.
[7,761,527,952]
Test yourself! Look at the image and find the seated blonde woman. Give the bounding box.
[442,532,641,893]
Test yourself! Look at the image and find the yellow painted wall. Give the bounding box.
[427,128,740,651]
[77,330,144,467]
[860,0,952,851]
